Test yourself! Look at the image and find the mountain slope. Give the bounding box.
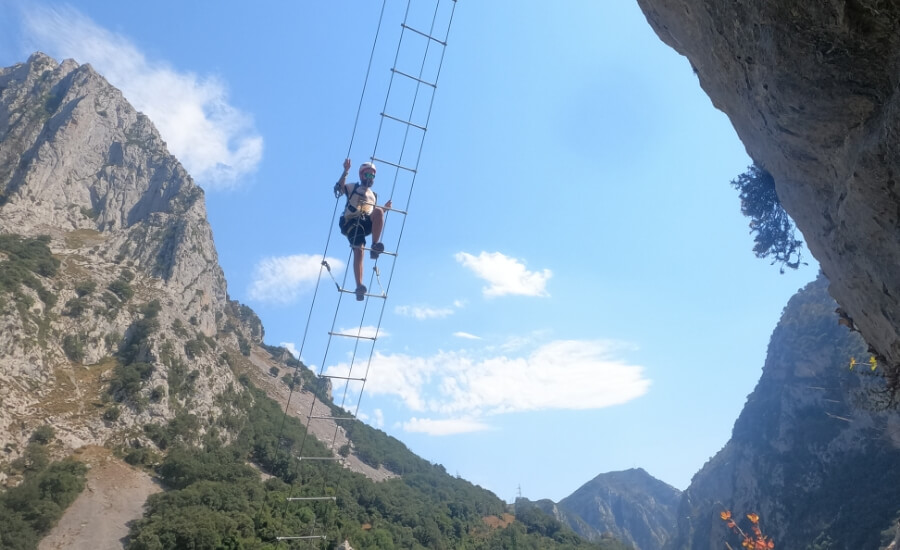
[0,52,262,475]
[667,275,900,549]
[0,53,635,550]
[558,468,680,550]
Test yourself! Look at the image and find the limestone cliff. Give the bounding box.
[636,0,900,374]
[667,276,900,549]
[0,53,262,476]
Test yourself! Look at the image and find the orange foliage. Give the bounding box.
[720,510,775,549]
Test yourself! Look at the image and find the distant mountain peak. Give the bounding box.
[539,468,682,550]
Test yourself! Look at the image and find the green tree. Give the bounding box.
[731,163,804,272]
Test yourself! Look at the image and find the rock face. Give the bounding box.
[0,52,391,488]
[0,53,261,473]
[558,469,680,550]
[0,52,225,333]
[636,1,900,371]
[667,276,900,549]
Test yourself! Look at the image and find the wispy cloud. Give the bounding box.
[336,326,387,340]
[455,251,551,297]
[453,332,481,340]
[403,417,492,436]
[20,3,262,188]
[325,340,650,420]
[249,254,341,304]
[394,304,455,320]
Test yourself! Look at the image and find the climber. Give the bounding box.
[333,158,392,301]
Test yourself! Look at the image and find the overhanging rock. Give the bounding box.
[636,1,900,367]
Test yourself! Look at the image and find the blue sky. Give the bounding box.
[1,1,818,502]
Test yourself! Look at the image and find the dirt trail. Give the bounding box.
[39,446,161,550]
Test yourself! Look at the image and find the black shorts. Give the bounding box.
[339,215,372,247]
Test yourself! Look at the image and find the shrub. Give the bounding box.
[184,338,206,359]
[124,447,159,467]
[0,456,87,545]
[109,362,154,400]
[74,279,97,297]
[62,334,85,363]
[171,319,189,338]
[107,278,133,302]
[238,336,251,356]
[103,405,121,422]
[104,331,121,351]
[150,385,166,402]
[30,425,55,444]
[140,299,161,318]
[64,297,87,317]
[731,163,804,272]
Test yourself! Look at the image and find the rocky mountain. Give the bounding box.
[666,275,900,549]
[558,469,680,550]
[635,1,900,384]
[0,53,636,550]
[0,51,316,480]
[0,50,408,487]
[520,469,679,550]
[519,469,679,550]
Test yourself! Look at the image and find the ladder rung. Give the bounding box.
[297,456,344,461]
[276,536,327,541]
[286,496,337,501]
[384,205,408,215]
[381,111,427,132]
[364,244,398,258]
[337,288,388,299]
[328,331,377,341]
[401,23,448,46]
[308,415,357,421]
[390,67,436,88]
[371,156,416,173]
[322,374,367,382]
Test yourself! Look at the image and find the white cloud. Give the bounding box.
[324,340,649,418]
[453,332,481,340]
[403,417,492,436]
[455,251,551,297]
[249,254,342,304]
[336,325,387,340]
[279,342,300,359]
[394,304,454,320]
[21,4,262,188]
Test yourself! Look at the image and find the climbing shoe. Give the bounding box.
[370,242,385,260]
[355,284,367,301]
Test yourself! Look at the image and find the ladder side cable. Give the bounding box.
[278,0,457,544]
[273,0,391,543]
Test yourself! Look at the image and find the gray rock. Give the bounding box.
[636,0,900,370]
[666,276,900,549]
[0,53,256,465]
[558,468,681,550]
